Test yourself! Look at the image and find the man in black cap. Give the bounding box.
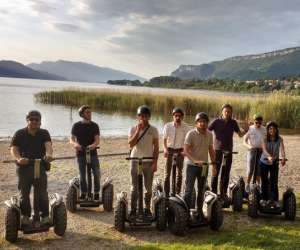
[10,110,53,225]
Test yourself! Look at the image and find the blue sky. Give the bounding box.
[1,0,300,78]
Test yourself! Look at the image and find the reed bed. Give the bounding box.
[35,89,300,128]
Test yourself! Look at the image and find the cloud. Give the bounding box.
[52,22,80,32]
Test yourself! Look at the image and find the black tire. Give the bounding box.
[53,202,67,236]
[248,190,259,218]
[210,200,223,230]
[155,199,167,231]
[168,200,188,236]
[66,186,77,213]
[285,193,296,221]
[114,201,126,232]
[232,187,243,212]
[5,207,19,243]
[103,184,114,212]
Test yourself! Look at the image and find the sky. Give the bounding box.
[1,0,300,79]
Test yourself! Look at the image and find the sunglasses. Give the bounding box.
[255,121,262,125]
[28,117,40,122]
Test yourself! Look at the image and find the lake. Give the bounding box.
[0,77,254,138]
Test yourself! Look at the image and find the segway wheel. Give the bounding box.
[5,207,19,243]
[103,184,114,212]
[155,198,167,231]
[66,186,77,213]
[168,200,188,236]
[284,193,296,221]
[248,190,259,218]
[53,202,67,236]
[210,200,223,230]
[232,187,243,212]
[114,201,126,232]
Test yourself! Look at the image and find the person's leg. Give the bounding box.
[91,155,101,194]
[77,156,87,195]
[17,166,33,218]
[176,153,184,194]
[130,161,138,212]
[163,151,173,197]
[211,150,222,194]
[260,162,269,201]
[220,152,232,197]
[246,150,255,185]
[39,169,49,218]
[255,149,262,185]
[184,165,197,209]
[196,168,206,213]
[143,162,154,211]
[270,163,279,201]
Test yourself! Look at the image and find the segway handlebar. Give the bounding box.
[222,151,238,155]
[263,158,288,162]
[126,157,155,160]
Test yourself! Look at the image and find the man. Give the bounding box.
[70,105,100,200]
[184,112,215,213]
[243,113,266,192]
[10,110,53,225]
[163,107,191,196]
[208,104,245,200]
[128,105,159,217]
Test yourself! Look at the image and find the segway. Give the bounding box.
[168,162,223,236]
[4,159,67,243]
[219,151,244,212]
[114,157,166,232]
[66,147,114,213]
[248,158,296,220]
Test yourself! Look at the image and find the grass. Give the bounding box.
[35,89,300,129]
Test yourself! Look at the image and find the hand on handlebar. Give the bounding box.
[87,144,98,151]
[267,156,273,164]
[44,155,54,163]
[17,157,29,165]
[194,160,205,166]
[163,148,169,158]
[74,143,82,151]
[281,158,286,167]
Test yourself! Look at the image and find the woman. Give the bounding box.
[259,121,286,208]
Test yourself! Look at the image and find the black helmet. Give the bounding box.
[172,107,184,116]
[26,110,41,120]
[137,105,151,116]
[221,103,233,111]
[266,121,278,130]
[195,112,209,122]
[78,105,91,117]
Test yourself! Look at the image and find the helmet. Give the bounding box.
[137,105,151,116]
[266,121,278,130]
[253,113,263,121]
[221,103,233,111]
[172,107,184,116]
[78,105,91,117]
[195,112,209,122]
[26,110,41,120]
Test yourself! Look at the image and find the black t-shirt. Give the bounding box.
[208,117,240,151]
[10,128,52,163]
[71,121,100,156]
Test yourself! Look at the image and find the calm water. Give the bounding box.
[0,77,253,138]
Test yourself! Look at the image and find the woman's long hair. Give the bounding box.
[266,121,279,142]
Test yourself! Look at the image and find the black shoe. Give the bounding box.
[144,208,152,217]
[80,193,87,200]
[94,193,100,201]
[129,209,136,220]
[87,193,93,200]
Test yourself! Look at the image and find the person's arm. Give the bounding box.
[44,141,54,162]
[88,124,100,150]
[243,132,253,150]
[262,141,273,163]
[280,137,286,166]
[10,146,28,165]
[163,138,169,158]
[183,143,196,163]
[209,144,216,163]
[70,135,82,151]
[128,125,142,148]
[152,137,159,172]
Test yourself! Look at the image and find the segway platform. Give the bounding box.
[22,223,50,234]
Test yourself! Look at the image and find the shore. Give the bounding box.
[0,135,299,249]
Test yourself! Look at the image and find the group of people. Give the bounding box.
[10,103,286,226]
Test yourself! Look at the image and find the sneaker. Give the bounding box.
[245,184,250,193]
[94,193,100,201]
[260,200,267,207]
[21,215,31,226]
[79,193,86,200]
[144,208,152,217]
[41,216,50,225]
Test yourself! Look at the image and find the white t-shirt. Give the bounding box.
[129,125,159,161]
[244,125,266,148]
[163,122,191,149]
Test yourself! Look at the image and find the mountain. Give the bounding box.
[28,60,146,83]
[0,60,66,80]
[171,47,300,80]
